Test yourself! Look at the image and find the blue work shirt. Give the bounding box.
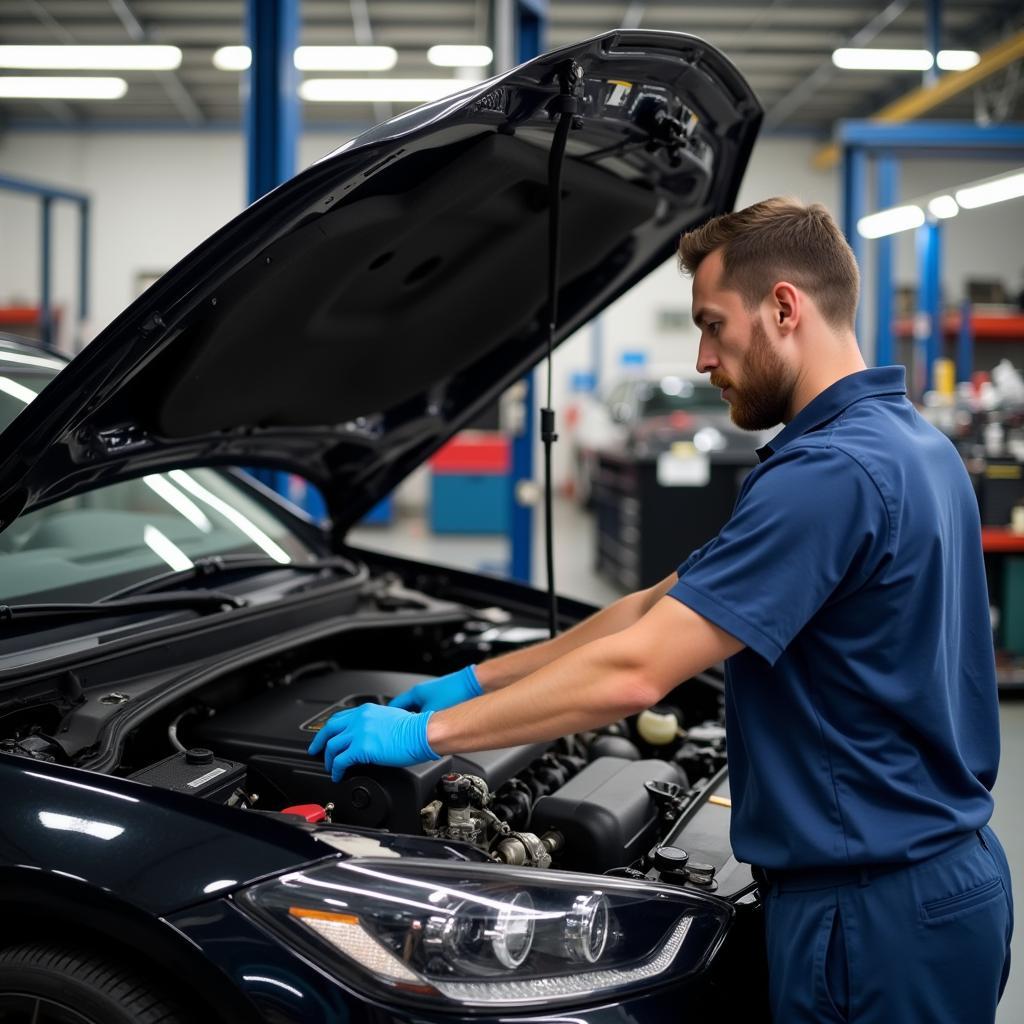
[668,366,999,871]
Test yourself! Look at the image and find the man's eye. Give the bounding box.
[708,322,721,335]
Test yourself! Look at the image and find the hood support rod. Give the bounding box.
[541,60,583,638]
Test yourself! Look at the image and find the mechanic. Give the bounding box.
[310,197,1013,1023]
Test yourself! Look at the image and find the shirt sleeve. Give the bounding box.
[675,535,719,578]
[667,443,891,665]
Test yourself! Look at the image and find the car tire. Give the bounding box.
[0,942,190,1024]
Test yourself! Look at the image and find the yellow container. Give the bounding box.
[934,357,956,398]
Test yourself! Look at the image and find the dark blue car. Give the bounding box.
[0,30,765,1023]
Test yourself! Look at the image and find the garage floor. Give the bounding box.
[350,496,1023,1020]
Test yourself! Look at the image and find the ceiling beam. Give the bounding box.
[108,0,205,125]
[814,27,1024,167]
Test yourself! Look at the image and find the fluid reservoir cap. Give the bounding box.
[654,846,690,874]
[185,747,214,765]
[685,862,717,885]
[637,709,680,746]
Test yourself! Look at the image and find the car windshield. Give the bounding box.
[638,378,724,418]
[0,349,318,604]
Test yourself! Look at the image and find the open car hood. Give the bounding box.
[0,30,760,538]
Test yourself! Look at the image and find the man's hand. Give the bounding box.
[387,665,482,713]
[307,704,440,782]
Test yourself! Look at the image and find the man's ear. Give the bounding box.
[771,281,801,335]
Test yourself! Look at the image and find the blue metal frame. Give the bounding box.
[508,0,548,584]
[915,220,942,396]
[245,0,300,497]
[0,173,90,351]
[873,155,899,367]
[839,119,1024,398]
[245,0,300,207]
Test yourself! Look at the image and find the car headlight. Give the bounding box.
[236,858,733,1009]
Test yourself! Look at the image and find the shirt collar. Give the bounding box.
[756,365,907,463]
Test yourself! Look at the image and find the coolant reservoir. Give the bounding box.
[637,709,680,746]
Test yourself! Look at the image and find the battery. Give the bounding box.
[129,747,246,803]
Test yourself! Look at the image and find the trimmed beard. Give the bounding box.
[712,317,794,431]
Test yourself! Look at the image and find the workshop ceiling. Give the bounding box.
[0,1,1021,134]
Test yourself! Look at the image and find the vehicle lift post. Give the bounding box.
[245,0,300,497]
[839,120,1024,397]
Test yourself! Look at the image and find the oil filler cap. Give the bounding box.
[185,747,215,765]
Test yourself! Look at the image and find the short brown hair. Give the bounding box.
[678,197,860,330]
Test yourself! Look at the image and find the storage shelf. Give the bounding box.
[894,314,1024,341]
[982,527,1024,553]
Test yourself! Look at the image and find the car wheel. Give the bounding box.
[0,943,190,1024]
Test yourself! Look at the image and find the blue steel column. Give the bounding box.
[914,220,942,399]
[841,143,868,346]
[246,0,299,496]
[873,155,899,366]
[245,0,300,206]
[924,0,941,87]
[39,196,53,350]
[508,0,547,584]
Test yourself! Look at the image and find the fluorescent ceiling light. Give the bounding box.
[427,45,493,68]
[857,204,925,239]
[295,46,397,71]
[833,48,933,71]
[832,48,979,72]
[214,45,399,72]
[936,50,980,71]
[300,78,475,103]
[213,46,251,71]
[0,44,181,70]
[927,195,959,219]
[955,172,1024,210]
[0,76,127,99]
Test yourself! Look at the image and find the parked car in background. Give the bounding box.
[573,373,774,505]
[0,29,767,1024]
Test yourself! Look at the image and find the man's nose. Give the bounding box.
[696,337,718,375]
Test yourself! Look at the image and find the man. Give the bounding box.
[309,198,1013,1022]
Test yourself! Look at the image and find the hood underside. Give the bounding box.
[0,30,761,537]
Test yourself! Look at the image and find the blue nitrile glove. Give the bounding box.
[307,703,440,782]
[387,665,483,714]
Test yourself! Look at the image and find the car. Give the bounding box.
[0,30,765,1024]
[572,374,774,506]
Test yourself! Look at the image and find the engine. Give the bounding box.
[170,663,728,875]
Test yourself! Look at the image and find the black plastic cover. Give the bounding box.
[129,749,246,803]
[190,667,548,829]
[532,756,686,872]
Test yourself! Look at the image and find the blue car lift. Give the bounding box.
[839,119,1024,399]
[0,174,89,352]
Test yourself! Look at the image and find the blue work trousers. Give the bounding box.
[761,826,1013,1022]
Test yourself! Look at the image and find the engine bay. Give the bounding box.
[0,568,733,891]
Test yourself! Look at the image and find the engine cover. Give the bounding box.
[531,757,686,872]
[191,667,548,830]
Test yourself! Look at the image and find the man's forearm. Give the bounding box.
[429,594,741,755]
[475,574,676,691]
[431,634,656,752]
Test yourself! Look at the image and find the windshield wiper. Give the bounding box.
[101,554,356,602]
[0,591,246,628]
